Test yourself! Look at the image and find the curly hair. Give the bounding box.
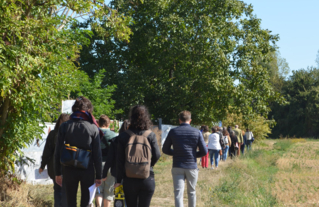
[72,96,93,113]
[129,105,152,130]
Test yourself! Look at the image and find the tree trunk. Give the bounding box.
[0,97,10,139]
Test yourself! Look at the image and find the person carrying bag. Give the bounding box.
[54,96,103,207]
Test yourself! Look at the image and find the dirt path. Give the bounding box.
[150,155,234,207]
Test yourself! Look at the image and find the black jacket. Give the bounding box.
[40,129,57,179]
[229,134,238,152]
[102,136,118,178]
[54,119,102,179]
[116,129,161,183]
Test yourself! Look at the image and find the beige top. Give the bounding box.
[203,132,211,145]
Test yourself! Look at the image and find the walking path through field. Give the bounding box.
[150,155,234,207]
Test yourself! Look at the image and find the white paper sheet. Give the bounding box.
[88,183,97,204]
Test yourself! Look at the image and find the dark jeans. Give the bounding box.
[53,179,67,207]
[123,173,155,207]
[63,166,95,207]
[229,148,237,159]
[241,144,245,155]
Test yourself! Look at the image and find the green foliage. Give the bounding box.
[79,0,284,124]
[261,51,290,92]
[75,70,122,119]
[270,67,319,138]
[0,0,131,173]
[222,111,275,140]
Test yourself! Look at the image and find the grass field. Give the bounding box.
[1,139,319,207]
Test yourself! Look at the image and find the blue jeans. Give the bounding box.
[246,140,252,151]
[209,149,220,167]
[222,146,229,161]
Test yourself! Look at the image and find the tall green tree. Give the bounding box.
[0,0,131,173]
[79,0,284,125]
[261,51,290,92]
[270,67,319,138]
[75,69,122,118]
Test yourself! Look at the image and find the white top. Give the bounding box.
[207,133,221,150]
[245,131,254,140]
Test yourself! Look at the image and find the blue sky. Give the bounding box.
[243,0,319,72]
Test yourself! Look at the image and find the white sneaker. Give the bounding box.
[211,167,214,170]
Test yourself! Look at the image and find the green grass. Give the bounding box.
[210,140,294,207]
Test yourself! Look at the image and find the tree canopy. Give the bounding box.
[79,0,284,125]
[0,0,131,172]
[270,67,319,138]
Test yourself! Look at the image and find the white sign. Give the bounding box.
[61,100,75,114]
[161,124,178,146]
[16,123,55,185]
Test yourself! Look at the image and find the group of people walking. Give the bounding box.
[39,96,253,207]
[200,125,254,169]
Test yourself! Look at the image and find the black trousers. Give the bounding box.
[123,173,155,207]
[63,166,95,207]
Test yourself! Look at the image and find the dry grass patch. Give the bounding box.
[274,141,319,206]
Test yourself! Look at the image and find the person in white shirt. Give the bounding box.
[245,128,254,151]
[207,127,221,169]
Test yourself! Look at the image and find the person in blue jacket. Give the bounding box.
[162,110,207,207]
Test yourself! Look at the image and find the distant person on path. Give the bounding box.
[163,111,207,207]
[95,115,117,207]
[115,105,161,207]
[54,96,102,207]
[102,120,130,205]
[207,127,221,169]
[229,131,238,159]
[245,128,254,151]
[39,113,69,207]
[222,130,231,161]
[233,125,243,156]
[227,126,233,136]
[201,125,210,168]
[241,130,246,155]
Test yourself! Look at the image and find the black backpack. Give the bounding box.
[218,132,225,148]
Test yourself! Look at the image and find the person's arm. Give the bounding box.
[196,131,208,157]
[116,135,126,183]
[103,139,115,178]
[54,126,64,177]
[149,133,161,166]
[162,131,173,156]
[54,125,65,186]
[92,130,102,180]
[40,131,55,171]
[228,136,231,146]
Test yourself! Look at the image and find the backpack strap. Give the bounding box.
[142,130,152,138]
[125,130,135,137]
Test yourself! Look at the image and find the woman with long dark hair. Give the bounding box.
[115,105,161,207]
[39,113,69,207]
[54,96,102,207]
